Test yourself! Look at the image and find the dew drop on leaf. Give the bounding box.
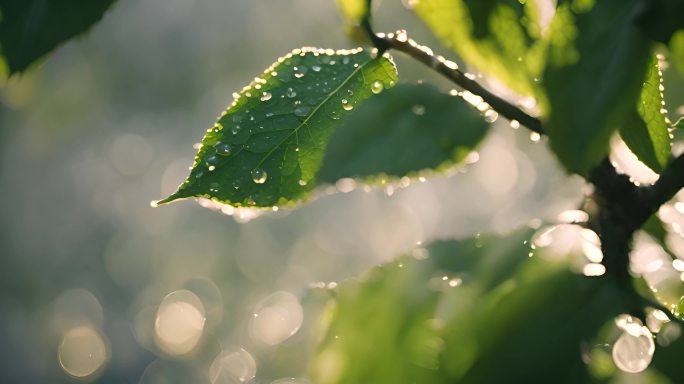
[231,125,241,135]
[342,99,353,111]
[371,81,384,94]
[260,92,272,101]
[412,104,426,115]
[294,66,307,78]
[286,88,297,98]
[251,168,268,184]
[312,65,321,72]
[206,155,220,165]
[294,106,311,117]
[232,115,243,123]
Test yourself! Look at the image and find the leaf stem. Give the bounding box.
[375,30,544,134]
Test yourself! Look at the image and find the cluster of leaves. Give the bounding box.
[8,0,684,382]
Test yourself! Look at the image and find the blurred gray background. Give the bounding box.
[0,0,643,382]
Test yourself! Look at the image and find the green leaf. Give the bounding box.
[441,260,623,383]
[411,0,546,96]
[310,228,535,384]
[311,228,625,383]
[336,0,369,26]
[157,48,397,208]
[620,56,672,173]
[0,0,117,75]
[543,0,653,175]
[671,30,684,77]
[318,83,490,183]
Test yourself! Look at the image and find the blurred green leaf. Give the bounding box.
[620,56,671,173]
[158,48,397,208]
[311,228,625,383]
[336,0,369,26]
[0,0,117,75]
[411,0,545,96]
[318,83,490,183]
[672,30,684,77]
[441,259,623,383]
[335,0,372,44]
[543,0,652,175]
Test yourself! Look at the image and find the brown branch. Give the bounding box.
[375,30,544,135]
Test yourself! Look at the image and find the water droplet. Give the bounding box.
[251,168,268,184]
[286,88,297,98]
[232,125,241,135]
[208,165,216,171]
[298,180,307,186]
[195,171,204,179]
[232,115,243,123]
[612,324,655,373]
[207,155,220,166]
[294,66,307,78]
[312,65,321,72]
[530,132,541,142]
[412,104,426,115]
[294,106,311,117]
[260,92,272,101]
[509,120,520,129]
[232,180,240,190]
[371,81,384,94]
[484,109,498,123]
[342,99,353,111]
[265,112,274,118]
[342,57,350,65]
[214,142,232,156]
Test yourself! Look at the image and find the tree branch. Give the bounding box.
[642,153,684,217]
[375,30,544,134]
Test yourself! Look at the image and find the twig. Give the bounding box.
[642,153,684,217]
[375,30,544,134]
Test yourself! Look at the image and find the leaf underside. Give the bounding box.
[158,48,398,208]
[318,83,490,183]
[0,0,117,74]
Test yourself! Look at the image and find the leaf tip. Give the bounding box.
[152,190,188,207]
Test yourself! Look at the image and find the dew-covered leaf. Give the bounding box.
[311,227,625,383]
[543,0,653,175]
[318,83,490,183]
[410,0,546,96]
[157,48,397,208]
[620,57,672,173]
[0,0,117,74]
